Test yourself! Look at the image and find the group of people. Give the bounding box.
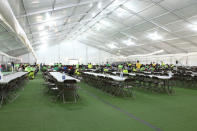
[101,61,181,74]
[0,62,39,79]
[40,60,182,77]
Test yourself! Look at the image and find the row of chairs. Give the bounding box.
[81,73,133,97]
[42,72,79,103]
[129,74,175,94]
[0,73,28,108]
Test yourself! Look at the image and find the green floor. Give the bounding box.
[0,73,197,131]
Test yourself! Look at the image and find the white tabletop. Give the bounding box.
[49,72,80,83]
[156,75,172,80]
[191,72,197,77]
[84,72,126,81]
[128,73,136,76]
[0,72,28,84]
[128,72,172,80]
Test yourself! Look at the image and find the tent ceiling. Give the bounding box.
[0,21,29,56]
[6,0,197,56]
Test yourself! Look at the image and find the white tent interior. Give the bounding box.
[1,0,197,65]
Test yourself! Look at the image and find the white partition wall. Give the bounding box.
[34,40,116,65]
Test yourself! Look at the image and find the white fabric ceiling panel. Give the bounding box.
[23,0,53,13]
[165,20,188,32]
[53,7,75,18]
[153,13,180,25]
[0,25,6,32]
[131,22,155,32]
[28,12,50,24]
[139,5,167,19]
[160,0,197,10]
[110,7,133,20]
[73,4,90,15]
[4,0,197,56]
[123,0,153,13]
[8,0,25,16]
[187,36,197,42]
[55,0,79,6]
[174,3,197,19]
[124,15,144,26]
[175,30,197,37]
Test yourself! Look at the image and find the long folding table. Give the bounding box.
[83,72,133,97]
[112,71,174,94]
[0,72,28,107]
[128,72,173,94]
[49,72,80,103]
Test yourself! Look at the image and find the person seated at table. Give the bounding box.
[152,62,156,67]
[81,65,86,70]
[118,64,123,72]
[161,61,165,68]
[150,66,155,72]
[68,67,75,76]
[53,66,59,71]
[103,67,109,73]
[58,63,62,68]
[132,66,137,72]
[140,65,146,71]
[145,64,149,71]
[127,62,132,67]
[18,66,23,72]
[123,68,128,74]
[88,63,93,69]
[29,66,36,79]
[136,60,141,71]
[25,66,34,79]
[63,66,68,73]
[106,62,111,67]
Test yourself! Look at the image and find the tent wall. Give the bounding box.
[126,53,197,66]
[19,53,36,64]
[35,40,116,65]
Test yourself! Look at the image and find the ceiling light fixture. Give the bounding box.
[147,31,163,40]
[39,31,48,36]
[92,12,96,18]
[89,2,93,7]
[98,2,102,9]
[188,24,197,31]
[107,43,118,49]
[99,20,110,27]
[123,39,136,46]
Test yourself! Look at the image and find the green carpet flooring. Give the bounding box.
[0,72,197,131]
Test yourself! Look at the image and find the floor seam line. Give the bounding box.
[81,88,162,131]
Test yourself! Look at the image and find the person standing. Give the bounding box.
[11,61,14,72]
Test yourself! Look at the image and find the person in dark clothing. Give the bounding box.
[11,62,14,72]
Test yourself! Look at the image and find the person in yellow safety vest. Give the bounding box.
[128,63,132,67]
[133,67,137,72]
[29,67,35,79]
[152,62,156,67]
[88,63,93,69]
[75,68,80,75]
[25,66,31,72]
[136,60,141,70]
[161,61,165,67]
[25,66,34,79]
[104,68,109,72]
[123,69,128,74]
